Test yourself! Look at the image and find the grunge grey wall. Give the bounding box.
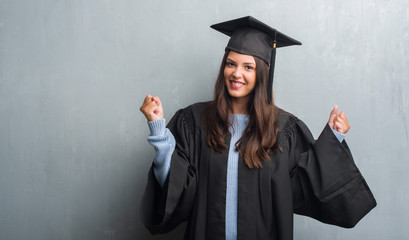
[1,0,408,239]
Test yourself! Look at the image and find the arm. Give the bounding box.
[140,94,173,186]
[140,104,197,234]
[147,118,175,187]
[289,117,376,228]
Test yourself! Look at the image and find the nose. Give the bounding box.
[232,67,242,78]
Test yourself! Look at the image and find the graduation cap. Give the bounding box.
[211,16,302,104]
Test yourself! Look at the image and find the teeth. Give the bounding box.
[232,81,243,87]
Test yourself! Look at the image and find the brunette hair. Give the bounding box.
[202,50,280,168]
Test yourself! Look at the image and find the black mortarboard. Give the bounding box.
[211,16,302,104]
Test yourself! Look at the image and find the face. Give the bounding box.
[224,51,257,102]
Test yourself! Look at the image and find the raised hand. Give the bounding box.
[140,94,164,121]
[328,105,350,134]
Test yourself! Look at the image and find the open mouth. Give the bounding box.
[230,80,245,89]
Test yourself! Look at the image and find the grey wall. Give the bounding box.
[1,0,408,239]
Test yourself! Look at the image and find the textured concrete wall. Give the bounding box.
[0,0,408,239]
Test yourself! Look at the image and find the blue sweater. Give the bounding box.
[146,116,345,240]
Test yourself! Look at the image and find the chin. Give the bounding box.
[227,91,251,100]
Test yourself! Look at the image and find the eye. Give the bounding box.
[226,61,235,67]
[245,65,254,71]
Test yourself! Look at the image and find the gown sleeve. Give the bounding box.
[288,118,377,228]
[140,108,197,234]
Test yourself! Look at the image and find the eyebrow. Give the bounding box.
[226,58,256,65]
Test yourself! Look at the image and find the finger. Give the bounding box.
[333,121,343,132]
[337,112,346,120]
[335,116,348,125]
[146,95,158,109]
[140,95,150,112]
[153,96,164,114]
[152,96,162,106]
[328,105,338,126]
[154,104,161,115]
[334,120,349,134]
[331,105,338,115]
[143,95,164,120]
[141,96,156,108]
[144,94,152,103]
[334,120,345,129]
[141,102,156,115]
[335,113,349,126]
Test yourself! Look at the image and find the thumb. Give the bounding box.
[328,105,338,127]
[152,96,164,118]
[331,105,338,115]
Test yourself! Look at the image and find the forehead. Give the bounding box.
[227,51,256,63]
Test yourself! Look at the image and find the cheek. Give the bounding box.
[223,68,230,80]
[248,73,257,87]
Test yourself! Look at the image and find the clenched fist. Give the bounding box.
[328,105,350,134]
[140,94,164,122]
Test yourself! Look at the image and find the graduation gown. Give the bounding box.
[140,102,376,240]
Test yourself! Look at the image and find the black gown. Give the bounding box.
[140,102,376,240]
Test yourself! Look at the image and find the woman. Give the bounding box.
[139,16,376,240]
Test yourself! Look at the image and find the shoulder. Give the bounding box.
[170,101,209,130]
[276,108,298,132]
[276,108,312,135]
[184,102,208,118]
[276,108,315,150]
[276,108,306,151]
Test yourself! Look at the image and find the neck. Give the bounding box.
[230,96,250,114]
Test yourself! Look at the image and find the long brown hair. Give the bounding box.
[202,50,280,168]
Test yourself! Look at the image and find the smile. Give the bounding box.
[230,80,245,89]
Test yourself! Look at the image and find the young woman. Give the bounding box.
[139,16,376,240]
